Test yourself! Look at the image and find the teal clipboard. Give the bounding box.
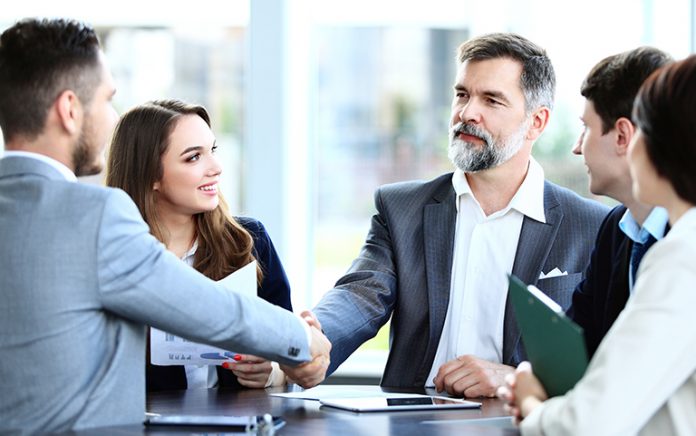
[508,274,589,397]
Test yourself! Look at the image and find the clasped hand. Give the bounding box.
[496,361,548,423]
[280,310,331,389]
[433,355,515,397]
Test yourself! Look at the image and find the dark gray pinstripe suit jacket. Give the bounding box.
[314,172,609,387]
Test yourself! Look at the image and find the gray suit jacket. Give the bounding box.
[0,156,310,433]
[314,172,608,387]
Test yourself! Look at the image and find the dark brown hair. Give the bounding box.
[633,55,696,205]
[0,18,101,142]
[105,99,261,282]
[582,47,672,134]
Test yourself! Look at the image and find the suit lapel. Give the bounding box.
[503,181,562,364]
[415,180,457,383]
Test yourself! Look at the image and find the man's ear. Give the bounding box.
[614,117,635,156]
[54,90,83,135]
[526,106,551,141]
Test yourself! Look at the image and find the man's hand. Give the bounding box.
[497,361,547,422]
[433,355,514,397]
[300,309,322,331]
[280,319,331,389]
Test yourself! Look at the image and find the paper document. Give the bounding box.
[150,261,258,366]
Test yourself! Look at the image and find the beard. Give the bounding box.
[448,119,529,173]
[72,116,103,177]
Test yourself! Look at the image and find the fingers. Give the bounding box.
[433,359,468,393]
[300,310,322,331]
[280,354,330,389]
[281,321,332,389]
[236,376,268,388]
[434,357,514,398]
[223,358,273,388]
[229,354,266,364]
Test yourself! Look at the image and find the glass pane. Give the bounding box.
[311,0,691,357]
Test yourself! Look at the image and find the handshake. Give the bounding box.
[280,310,332,388]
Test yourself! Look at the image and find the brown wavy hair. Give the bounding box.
[105,99,261,282]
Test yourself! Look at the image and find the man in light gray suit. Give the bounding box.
[0,18,330,433]
[307,33,608,397]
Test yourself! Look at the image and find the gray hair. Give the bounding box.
[457,33,555,112]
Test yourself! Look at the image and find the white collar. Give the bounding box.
[451,157,546,223]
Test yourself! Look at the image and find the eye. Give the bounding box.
[486,97,502,106]
[186,153,201,162]
[211,144,218,153]
[454,90,468,99]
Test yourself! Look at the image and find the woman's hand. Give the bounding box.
[223,355,284,388]
[497,361,548,423]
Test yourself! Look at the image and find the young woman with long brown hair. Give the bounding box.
[106,99,290,391]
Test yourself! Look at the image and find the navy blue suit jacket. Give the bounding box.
[567,205,631,358]
[147,217,292,391]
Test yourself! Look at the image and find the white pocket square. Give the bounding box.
[539,267,568,279]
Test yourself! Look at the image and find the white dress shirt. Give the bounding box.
[426,158,546,386]
[522,207,696,435]
[177,243,219,389]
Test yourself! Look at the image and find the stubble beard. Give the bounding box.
[72,116,103,177]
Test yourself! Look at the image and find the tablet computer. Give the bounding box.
[319,395,481,412]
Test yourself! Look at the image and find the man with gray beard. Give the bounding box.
[306,33,608,397]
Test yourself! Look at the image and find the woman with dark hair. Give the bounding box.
[106,99,290,391]
[499,55,696,435]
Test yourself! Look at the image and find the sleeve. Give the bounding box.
[312,187,398,374]
[243,218,293,311]
[566,207,618,357]
[521,238,696,435]
[94,189,311,366]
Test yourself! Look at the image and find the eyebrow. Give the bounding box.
[179,140,217,157]
[482,90,510,104]
[180,146,203,156]
[453,85,510,104]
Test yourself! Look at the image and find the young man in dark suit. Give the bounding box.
[567,47,673,357]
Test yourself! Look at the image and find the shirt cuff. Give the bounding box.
[265,361,286,388]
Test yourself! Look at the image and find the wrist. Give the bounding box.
[519,395,543,418]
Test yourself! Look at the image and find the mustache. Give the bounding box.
[451,122,491,145]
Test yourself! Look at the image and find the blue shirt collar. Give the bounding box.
[619,207,669,243]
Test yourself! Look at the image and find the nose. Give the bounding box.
[572,133,583,156]
[208,153,223,177]
[455,100,482,126]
